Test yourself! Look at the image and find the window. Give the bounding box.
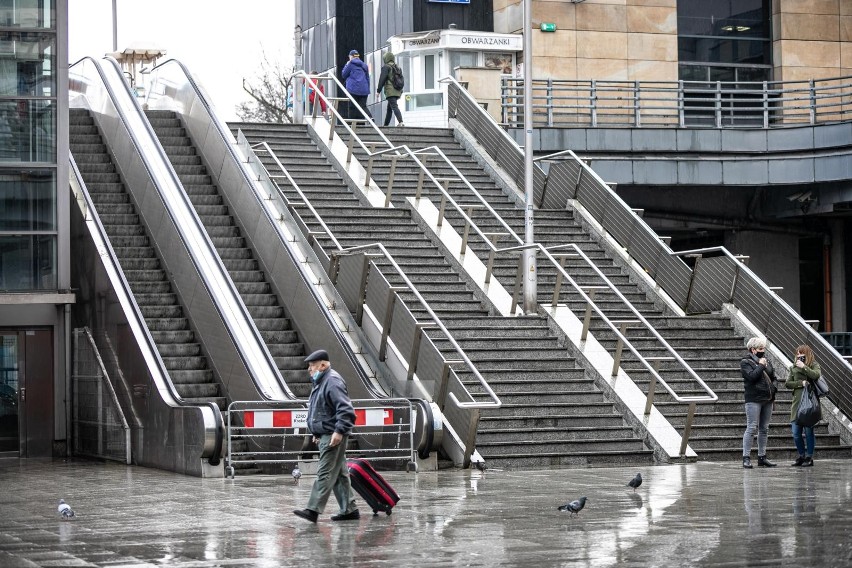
[424,54,435,90]
[449,50,477,72]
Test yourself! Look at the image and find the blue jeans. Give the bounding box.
[790,421,815,457]
[743,401,773,457]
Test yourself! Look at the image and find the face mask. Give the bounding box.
[755,351,765,359]
[311,370,322,382]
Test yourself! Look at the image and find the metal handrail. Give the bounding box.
[70,153,222,463]
[78,327,132,464]
[249,141,500,411]
[500,75,852,128]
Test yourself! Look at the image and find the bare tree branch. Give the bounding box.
[238,49,295,123]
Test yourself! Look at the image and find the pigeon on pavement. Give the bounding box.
[474,460,487,474]
[557,496,587,516]
[292,466,302,485]
[57,499,75,519]
[627,473,642,492]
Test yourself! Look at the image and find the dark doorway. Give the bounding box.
[0,329,53,456]
[799,237,825,331]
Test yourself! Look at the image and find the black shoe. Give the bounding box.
[791,456,805,467]
[330,509,361,521]
[743,456,753,469]
[757,455,777,467]
[801,457,814,467]
[293,509,318,523]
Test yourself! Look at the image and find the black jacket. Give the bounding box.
[306,367,355,436]
[740,353,777,403]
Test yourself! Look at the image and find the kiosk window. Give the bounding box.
[449,51,477,72]
[424,54,435,90]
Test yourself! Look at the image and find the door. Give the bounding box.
[0,330,53,456]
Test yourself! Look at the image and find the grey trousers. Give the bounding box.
[306,433,357,515]
[743,401,773,457]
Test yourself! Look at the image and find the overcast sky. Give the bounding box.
[68,0,295,121]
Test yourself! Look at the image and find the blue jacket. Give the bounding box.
[306,367,355,436]
[342,57,370,96]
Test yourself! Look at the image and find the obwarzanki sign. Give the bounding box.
[392,31,522,52]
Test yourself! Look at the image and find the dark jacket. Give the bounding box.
[785,361,821,421]
[741,353,777,403]
[342,57,370,96]
[376,51,403,98]
[306,367,355,437]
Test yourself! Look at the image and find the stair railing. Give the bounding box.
[671,247,852,421]
[246,139,501,465]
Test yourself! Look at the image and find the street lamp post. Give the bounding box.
[522,0,537,314]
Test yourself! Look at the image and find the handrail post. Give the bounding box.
[385,154,399,208]
[484,234,501,284]
[379,288,403,360]
[460,205,475,255]
[809,78,817,124]
[346,125,356,165]
[610,321,633,376]
[510,255,524,315]
[354,255,371,325]
[415,155,428,200]
[436,180,450,226]
[501,76,508,124]
[678,80,685,127]
[634,80,640,127]
[643,358,663,415]
[328,101,338,140]
[679,402,697,456]
[547,78,554,126]
[437,361,462,411]
[591,80,598,127]
[551,254,569,307]
[762,80,769,128]
[715,81,722,128]
[580,289,598,342]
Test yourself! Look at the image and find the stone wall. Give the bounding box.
[773,0,852,82]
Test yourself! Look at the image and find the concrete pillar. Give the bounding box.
[725,230,800,313]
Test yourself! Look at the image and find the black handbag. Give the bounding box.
[795,384,822,427]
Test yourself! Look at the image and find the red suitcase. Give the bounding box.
[346,458,400,516]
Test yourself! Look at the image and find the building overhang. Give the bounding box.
[0,292,76,305]
[389,29,522,54]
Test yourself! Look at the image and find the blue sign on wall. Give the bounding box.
[428,0,471,4]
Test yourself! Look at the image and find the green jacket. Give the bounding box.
[784,361,821,422]
[376,51,403,98]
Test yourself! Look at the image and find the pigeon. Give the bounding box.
[57,499,75,519]
[292,466,302,485]
[474,460,487,474]
[557,496,587,516]
[627,472,642,492]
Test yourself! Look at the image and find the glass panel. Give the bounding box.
[405,92,443,111]
[0,234,56,290]
[678,37,770,66]
[449,50,477,72]
[0,99,55,162]
[679,64,709,83]
[484,53,514,74]
[678,0,769,39]
[424,54,435,90]
[0,31,55,96]
[0,169,55,230]
[0,334,19,453]
[0,0,53,28]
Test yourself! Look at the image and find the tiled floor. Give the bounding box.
[1,457,851,567]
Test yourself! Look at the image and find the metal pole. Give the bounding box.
[522,0,537,314]
[111,0,117,52]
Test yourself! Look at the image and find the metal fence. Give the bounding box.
[72,328,131,464]
[225,399,417,478]
[501,75,852,128]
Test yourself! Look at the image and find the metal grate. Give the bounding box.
[71,328,131,464]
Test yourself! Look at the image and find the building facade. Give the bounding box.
[0,0,71,457]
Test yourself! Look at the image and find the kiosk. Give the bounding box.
[385,28,521,127]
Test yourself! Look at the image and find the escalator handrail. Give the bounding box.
[145,57,381,397]
[70,55,287,401]
[69,155,223,462]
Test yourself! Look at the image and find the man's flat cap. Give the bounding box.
[304,349,329,363]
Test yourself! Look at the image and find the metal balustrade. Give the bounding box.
[500,76,852,128]
[241,138,500,465]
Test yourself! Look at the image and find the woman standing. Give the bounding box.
[741,337,778,468]
[785,345,822,467]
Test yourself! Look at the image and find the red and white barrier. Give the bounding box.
[242,408,393,428]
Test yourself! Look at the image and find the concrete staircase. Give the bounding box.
[70,109,225,410]
[145,110,310,398]
[232,122,656,468]
[353,126,852,462]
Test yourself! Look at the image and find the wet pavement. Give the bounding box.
[1,457,851,567]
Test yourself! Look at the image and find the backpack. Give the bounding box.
[390,64,405,90]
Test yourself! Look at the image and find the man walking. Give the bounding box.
[342,49,371,121]
[293,349,360,523]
